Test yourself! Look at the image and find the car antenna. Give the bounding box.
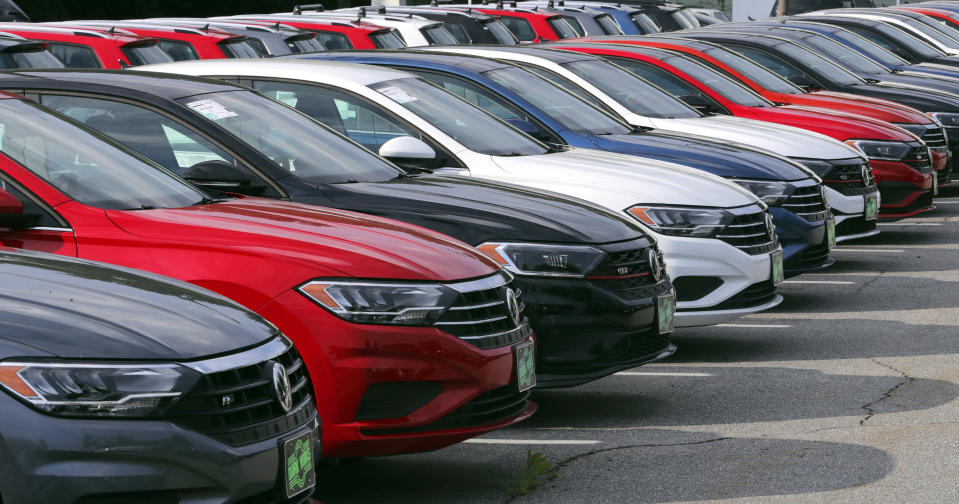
[495,0,503,8]
[359,6,366,18]
[547,0,554,7]
[431,0,438,5]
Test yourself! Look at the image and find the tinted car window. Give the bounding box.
[421,25,458,45]
[289,36,325,53]
[416,71,525,123]
[500,17,537,42]
[312,31,353,50]
[519,63,609,109]
[612,58,715,101]
[630,12,661,34]
[483,19,519,45]
[218,40,261,58]
[657,54,772,107]
[0,46,63,69]
[46,43,100,68]
[848,24,941,59]
[561,59,700,118]
[827,28,907,67]
[443,22,471,44]
[157,39,199,61]
[595,14,623,35]
[773,41,863,86]
[548,17,579,39]
[0,100,204,210]
[370,30,406,49]
[244,37,271,57]
[796,33,888,75]
[700,46,800,95]
[120,43,173,66]
[0,177,61,227]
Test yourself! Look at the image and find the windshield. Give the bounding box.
[856,22,944,58]
[0,100,204,210]
[561,59,700,118]
[0,46,64,69]
[901,14,959,46]
[219,39,261,58]
[658,53,772,107]
[794,32,888,75]
[701,46,800,94]
[595,14,623,35]
[421,25,458,45]
[548,16,580,39]
[372,77,548,156]
[630,12,661,34]
[483,18,519,44]
[371,29,407,49]
[176,90,401,184]
[120,43,174,66]
[484,66,631,135]
[774,41,864,86]
[825,27,908,66]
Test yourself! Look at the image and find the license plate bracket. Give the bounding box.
[513,340,536,392]
[283,429,316,499]
[864,194,879,221]
[656,291,675,334]
[826,218,836,249]
[770,250,784,286]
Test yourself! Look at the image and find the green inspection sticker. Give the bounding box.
[514,340,536,392]
[826,218,836,249]
[657,292,675,334]
[770,250,785,286]
[283,430,316,498]
[933,172,939,196]
[864,194,879,221]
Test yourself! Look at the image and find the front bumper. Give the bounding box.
[870,159,935,220]
[516,274,676,388]
[768,207,834,276]
[0,391,320,504]
[259,290,535,459]
[654,233,779,327]
[824,186,880,242]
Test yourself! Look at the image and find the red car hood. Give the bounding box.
[749,105,916,143]
[795,91,935,125]
[106,197,499,282]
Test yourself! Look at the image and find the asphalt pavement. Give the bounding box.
[314,185,959,504]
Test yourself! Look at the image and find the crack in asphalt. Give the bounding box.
[860,358,915,426]
[503,437,731,504]
[856,270,885,293]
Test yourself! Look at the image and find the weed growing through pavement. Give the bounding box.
[506,450,559,496]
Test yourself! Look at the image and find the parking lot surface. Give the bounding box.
[315,186,959,504]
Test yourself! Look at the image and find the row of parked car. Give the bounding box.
[1,1,958,502]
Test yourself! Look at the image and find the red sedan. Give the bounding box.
[0,92,536,458]
[553,42,938,220]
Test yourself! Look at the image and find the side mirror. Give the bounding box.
[786,75,819,91]
[0,188,39,229]
[378,136,436,169]
[182,160,264,196]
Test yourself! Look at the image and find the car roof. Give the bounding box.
[0,69,243,101]
[446,44,599,63]
[341,48,514,72]
[139,58,416,87]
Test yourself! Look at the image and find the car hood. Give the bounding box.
[106,197,499,283]
[650,116,865,160]
[801,91,934,125]
[0,249,276,360]
[484,148,759,210]
[753,105,916,142]
[317,174,645,245]
[878,73,959,98]
[588,130,811,180]
[861,81,959,112]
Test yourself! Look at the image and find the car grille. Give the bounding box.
[784,242,831,270]
[715,207,778,255]
[585,239,670,299]
[168,340,315,447]
[922,126,948,151]
[782,183,830,222]
[836,216,877,237]
[360,385,531,435]
[819,159,877,196]
[434,275,531,350]
[683,279,777,311]
[904,143,934,174]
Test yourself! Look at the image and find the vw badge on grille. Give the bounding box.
[648,252,662,283]
[272,362,293,413]
[861,164,870,184]
[765,213,776,241]
[506,288,522,327]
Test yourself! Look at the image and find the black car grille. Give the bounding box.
[684,279,777,311]
[361,385,531,435]
[715,209,778,255]
[784,242,831,270]
[904,144,934,174]
[168,342,314,447]
[434,277,531,350]
[590,246,660,279]
[590,275,671,301]
[820,160,877,196]
[782,184,830,222]
[921,125,948,151]
[836,216,877,237]
[608,331,671,365]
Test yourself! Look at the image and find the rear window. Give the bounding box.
[157,39,198,61]
[312,31,353,50]
[243,37,271,57]
[500,17,537,42]
[218,39,261,58]
[289,36,325,53]
[0,45,63,69]
[595,14,623,35]
[370,30,406,49]
[483,19,518,45]
[547,17,579,39]
[46,43,101,68]
[443,22,471,44]
[630,12,661,34]
[421,25,458,45]
[120,43,173,67]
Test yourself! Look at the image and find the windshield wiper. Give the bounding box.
[124,205,158,211]
[192,197,231,206]
[333,179,361,184]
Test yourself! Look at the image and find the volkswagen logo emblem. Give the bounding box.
[765,213,776,241]
[648,252,662,283]
[861,164,870,184]
[505,288,522,327]
[271,362,293,413]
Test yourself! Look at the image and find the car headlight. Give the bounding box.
[927,112,959,128]
[627,206,734,238]
[300,280,459,325]
[844,140,913,161]
[0,362,199,418]
[477,242,605,278]
[728,179,792,206]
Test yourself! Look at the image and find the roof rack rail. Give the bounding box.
[292,3,325,15]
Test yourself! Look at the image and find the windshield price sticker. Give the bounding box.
[185,99,238,121]
[377,86,418,104]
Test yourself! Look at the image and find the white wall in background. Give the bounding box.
[732,0,775,21]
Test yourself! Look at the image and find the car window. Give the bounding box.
[37,94,267,189]
[157,39,199,61]
[370,30,406,49]
[548,17,580,39]
[243,37,272,57]
[413,71,525,123]
[443,22,471,44]
[595,14,624,35]
[0,46,63,69]
[0,99,205,210]
[630,12,661,34]
[482,19,519,45]
[312,31,354,50]
[46,43,101,68]
[826,28,908,66]
[730,45,824,86]
[563,16,586,37]
[218,40,261,58]
[421,25,458,45]
[519,63,609,109]
[561,58,701,118]
[795,33,888,75]
[653,53,772,107]
[700,46,801,95]
[500,17,537,42]
[289,35,326,53]
[609,58,717,103]
[119,43,173,66]
[772,41,863,86]
[0,177,61,228]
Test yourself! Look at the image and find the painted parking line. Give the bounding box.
[715,323,792,328]
[782,280,856,285]
[832,248,904,253]
[464,439,601,445]
[615,371,713,377]
[877,222,942,226]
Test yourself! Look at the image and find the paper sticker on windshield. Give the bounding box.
[377,86,418,104]
[185,99,238,121]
